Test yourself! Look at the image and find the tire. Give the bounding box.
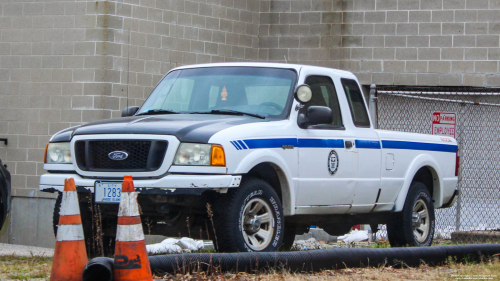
[387,181,435,247]
[53,192,115,257]
[212,177,285,252]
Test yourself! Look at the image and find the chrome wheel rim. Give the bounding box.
[412,198,430,243]
[241,198,274,251]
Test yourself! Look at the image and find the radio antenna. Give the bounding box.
[284,55,287,64]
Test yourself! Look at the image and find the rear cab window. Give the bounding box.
[341,78,370,128]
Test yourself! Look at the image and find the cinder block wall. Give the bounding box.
[261,0,500,86]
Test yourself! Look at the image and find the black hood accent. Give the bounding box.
[53,114,263,143]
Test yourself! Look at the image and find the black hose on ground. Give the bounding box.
[82,257,114,281]
[82,244,500,280]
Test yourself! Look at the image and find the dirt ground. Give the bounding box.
[0,255,498,280]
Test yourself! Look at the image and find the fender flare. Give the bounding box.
[234,149,295,216]
[393,154,443,212]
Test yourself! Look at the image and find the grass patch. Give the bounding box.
[0,255,52,281]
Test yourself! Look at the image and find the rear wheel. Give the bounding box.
[387,181,435,247]
[212,178,285,252]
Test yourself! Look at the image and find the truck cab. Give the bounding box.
[41,63,459,254]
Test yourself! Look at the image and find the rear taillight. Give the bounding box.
[455,148,460,177]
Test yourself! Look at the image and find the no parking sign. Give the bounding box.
[432,112,456,138]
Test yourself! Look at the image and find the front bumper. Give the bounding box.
[39,173,242,194]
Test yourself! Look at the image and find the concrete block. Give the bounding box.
[406,60,428,72]
[419,23,441,35]
[365,12,386,23]
[361,60,382,72]
[280,13,300,24]
[399,0,420,10]
[439,74,462,86]
[353,0,376,10]
[486,74,500,86]
[443,0,465,9]
[407,36,429,47]
[342,36,363,47]
[394,73,417,85]
[300,12,321,24]
[476,35,500,48]
[475,61,498,73]
[374,48,395,59]
[409,11,431,22]
[343,12,364,23]
[376,0,398,10]
[374,23,396,35]
[453,35,476,47]
[291,1,310,12]
[442,48,464,60]
[443,23,464,35]
[455,10,477,22]
[417,73,440,85]
[432,10,454,23]
[383,60,405,72]
[429,61,451,73]
[387,11,408,23]
[418,48,440,60]
[363,36,384,47]
[397,23,418,35]
[351,48,373,59]
[385,36,406,47]
[396,48,417,59]
[464,48,487,60]
[465,23,488,35]
[466,0,488,9]
[322,12,342,24]
[430,36,452,47]
[487,48,500,60]
[463,74,485,87]
[353,24,374,35]
[451,61,474,73]
[372,72,394,84]
[311,0,334,11]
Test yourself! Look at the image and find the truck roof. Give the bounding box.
[171,62,356,79]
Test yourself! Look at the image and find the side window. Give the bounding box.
[300,75,343,128]
[341,78,370,128]
[161,78,194,111]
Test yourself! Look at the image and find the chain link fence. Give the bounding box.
[376,86,500,244]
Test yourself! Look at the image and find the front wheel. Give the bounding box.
[212,178,284,252]
[387,181,435,247]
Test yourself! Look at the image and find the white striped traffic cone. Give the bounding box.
[113,175,153,281]
[50,178,88,281]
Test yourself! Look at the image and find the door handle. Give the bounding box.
[345,140,353,149]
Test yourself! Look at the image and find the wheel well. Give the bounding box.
[244,163,282,201]
[412,166,435,199]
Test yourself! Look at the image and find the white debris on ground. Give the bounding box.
[146,237,205,254]
[338,229,369,243]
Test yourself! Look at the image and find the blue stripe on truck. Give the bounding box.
[355,140,381,149]
[382,140,458,153]
[230,138,457,153]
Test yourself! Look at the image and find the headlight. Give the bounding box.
[45,142,72,164]
[174,143,225,166]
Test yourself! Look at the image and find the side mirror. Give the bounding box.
[294,84,312,104]
[121,106,139,117]
[298,106,333,128]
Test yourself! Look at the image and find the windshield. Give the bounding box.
[137,67,297,119]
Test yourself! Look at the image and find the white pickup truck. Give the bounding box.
[40,63,459,254]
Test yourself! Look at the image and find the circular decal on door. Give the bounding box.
[328,150,339,175]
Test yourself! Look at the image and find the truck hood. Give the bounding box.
[51,114,264,143]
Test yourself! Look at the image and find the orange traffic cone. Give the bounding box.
[50,178,88,281]
[113,175,153,281]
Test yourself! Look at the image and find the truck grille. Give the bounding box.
[75,140,168,172]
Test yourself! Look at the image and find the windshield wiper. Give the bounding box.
[190,109,265,119]
[136,109,179,116]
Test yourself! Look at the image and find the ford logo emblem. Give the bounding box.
[108,151,129,161]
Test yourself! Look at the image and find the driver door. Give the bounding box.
[295,74,358,214]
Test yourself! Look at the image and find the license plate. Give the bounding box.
[95,182,122,204]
